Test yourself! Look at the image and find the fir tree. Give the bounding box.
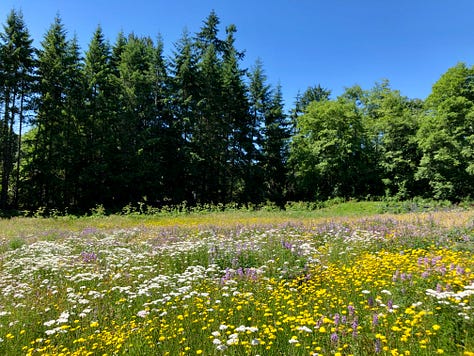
[0,9,34,208]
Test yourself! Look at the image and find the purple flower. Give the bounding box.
[439,265,447,275]
[352,319,358,337]
[80,227,98,236]
[456,266,465,275]
[333,313,340,326]
[330,332,339,343]
[375,338,382,353]
[367,296,374,307]
[80,251,97,263]
[220,268,232,284]
[372,313,379,327]
[348,305,355,316]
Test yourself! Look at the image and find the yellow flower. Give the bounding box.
[432,324,441,331]
[196,350,203,355]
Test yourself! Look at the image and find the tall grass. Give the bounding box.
[0,205,473,355]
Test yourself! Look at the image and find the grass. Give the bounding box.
[0,201,382,240]
[0,200,467,240]
[0,201,473,355]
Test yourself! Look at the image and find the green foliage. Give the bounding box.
[0,9,34,208]
[291,84,331,120]
[416,63,474,200]
[89,204,106,217]
[290,96,370,200]
[363,80,423,199]
[8,237,25,250]
[379,197,454,214]
[23,16,84,209]
[3,9,474,211]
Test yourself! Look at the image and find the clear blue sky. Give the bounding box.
[2,0,474,110]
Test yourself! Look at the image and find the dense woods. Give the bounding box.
[1,9,474,213]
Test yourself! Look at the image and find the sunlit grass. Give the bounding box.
[0,206,473,355]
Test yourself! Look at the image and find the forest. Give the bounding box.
[1,9,474,213]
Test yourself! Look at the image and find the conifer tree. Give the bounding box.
[81,25,116,207]
[221,24,251,202]
[26,16,83,208]
[115,34,157,204]
[246,59,271,201]
[169,30,200,203]
[151,35,181,204]
[192,11,229,203]
[261,84,290,205]
[0,9,34,208]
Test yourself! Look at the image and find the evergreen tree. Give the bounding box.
[261,84,290,206]
[81,25,116,207]
[195,10,225,55]
[62,35,86,208]
[26,16,83,208]
[246,59,271,202]
[292,85,331,118]
[191,11,232,203]
[0,9,34,208]
[221,24,251,203]
[152,35,184,204]
[195,41,225,203]
[169,29,200,203]
[115,34,158,204]
[110,31,127,75]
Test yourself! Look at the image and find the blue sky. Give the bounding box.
[1,0,474,110]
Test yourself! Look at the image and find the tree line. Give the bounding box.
[0,9,473,213]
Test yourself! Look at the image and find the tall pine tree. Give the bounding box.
[261,84,290,206]
[26,16,83,208]
[0,10,34,208]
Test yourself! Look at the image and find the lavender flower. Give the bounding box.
[80,251,97,263]
[367,296,374,307]
[375,338,382,353]
[352,319,358,337]
[348,305,355,316]
[372,313,379,326]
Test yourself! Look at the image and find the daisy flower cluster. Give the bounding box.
[0,212,472,355]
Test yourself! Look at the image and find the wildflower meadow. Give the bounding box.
[0,207,473,355]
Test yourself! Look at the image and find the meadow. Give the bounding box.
[0,202,473,355]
